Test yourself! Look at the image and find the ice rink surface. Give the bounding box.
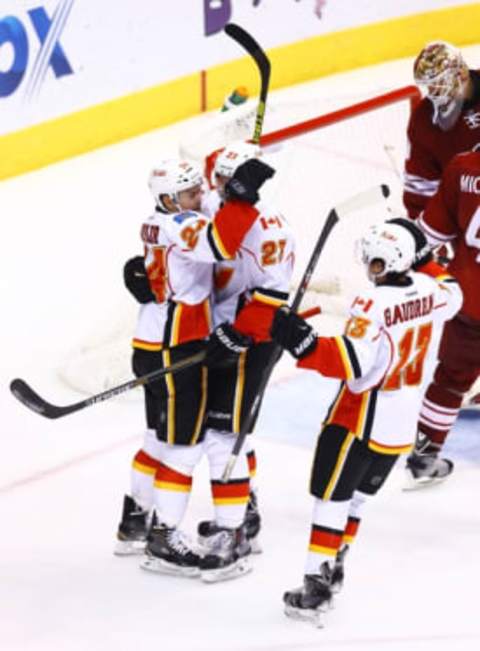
[1,46,480,651]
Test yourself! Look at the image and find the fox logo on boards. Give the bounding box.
[0,0,74,100]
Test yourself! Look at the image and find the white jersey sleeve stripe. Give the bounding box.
[418,215,456,244]
[404,173,440,197]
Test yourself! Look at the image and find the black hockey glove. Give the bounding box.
[224,158,275,205]
[123,256,155,304]
[387,217,433,269]
[270,306,317,360]
[205,322,252,368]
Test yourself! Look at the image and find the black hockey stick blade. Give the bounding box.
[221,183,390,481]
[9,378,78,419]
[9,350,206,420]
[224,23,271,143]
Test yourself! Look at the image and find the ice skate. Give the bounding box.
[198,492,262,554]
[244,491,262,553]
[331,544,349,593]
[404,450,454,490]
[114,495,150,556]
[140,524,201,577]
[199,525,252,583]
[283,563,333,627]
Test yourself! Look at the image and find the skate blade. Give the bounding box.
[284,604,326,628]
[201,556,252,583]
[140,555,200,577]
[113,539,146,556]
[403,469,450,492]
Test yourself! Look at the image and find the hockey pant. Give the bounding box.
[205,342,277,434]
[129,341,207,512]
[204,342,276,498]
[133,340,208,446]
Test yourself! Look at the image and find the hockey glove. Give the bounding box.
[387,217,433,269]
[224,159,275,205]
[123,256,155,304]
[270,306,317,360]
[205,322,252,368]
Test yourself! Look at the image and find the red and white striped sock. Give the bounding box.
[418,384,462,448]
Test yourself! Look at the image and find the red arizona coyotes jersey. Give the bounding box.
[403,74,480,219]
[298,264,462,452]
[418,151,480,322]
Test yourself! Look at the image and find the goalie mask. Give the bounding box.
[214,141,261,179]
[148,159,203,213]
[359,223,416,282]
[413,41,469,131]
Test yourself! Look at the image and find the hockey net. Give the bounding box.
[60,84,435,397]
[179,85,420,322]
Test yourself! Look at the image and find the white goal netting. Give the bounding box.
[180,88,413,315]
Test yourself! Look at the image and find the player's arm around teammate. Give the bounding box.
[114,157,276,583]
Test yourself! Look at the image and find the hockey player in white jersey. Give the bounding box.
[197,141,295,564]
[114,156,276,581]
[270,219,462,625]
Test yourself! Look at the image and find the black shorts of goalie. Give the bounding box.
[205,341,277,435]
[310,424,398,501]
[132,340,208,445]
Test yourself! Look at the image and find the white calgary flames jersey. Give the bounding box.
[202,191,295,341]
[132,198,264,349]
[299,268,463,453]
[133,208,214,350]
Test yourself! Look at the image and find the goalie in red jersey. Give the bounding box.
[405,150,480,486]
[403,41,480,220]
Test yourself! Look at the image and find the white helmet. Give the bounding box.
[148,159,203,212]
[214,140,261,179]
[414,41,469,126]
[359,223,416,279]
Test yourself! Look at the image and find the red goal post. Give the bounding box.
[259,85,421,148]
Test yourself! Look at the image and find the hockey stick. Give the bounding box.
[221,184,391,481]
[9,307,321,420]
[458,391,480,419]
[9,351,206,420]
[224,23,271,144]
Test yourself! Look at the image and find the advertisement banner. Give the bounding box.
[0,0,477,136]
